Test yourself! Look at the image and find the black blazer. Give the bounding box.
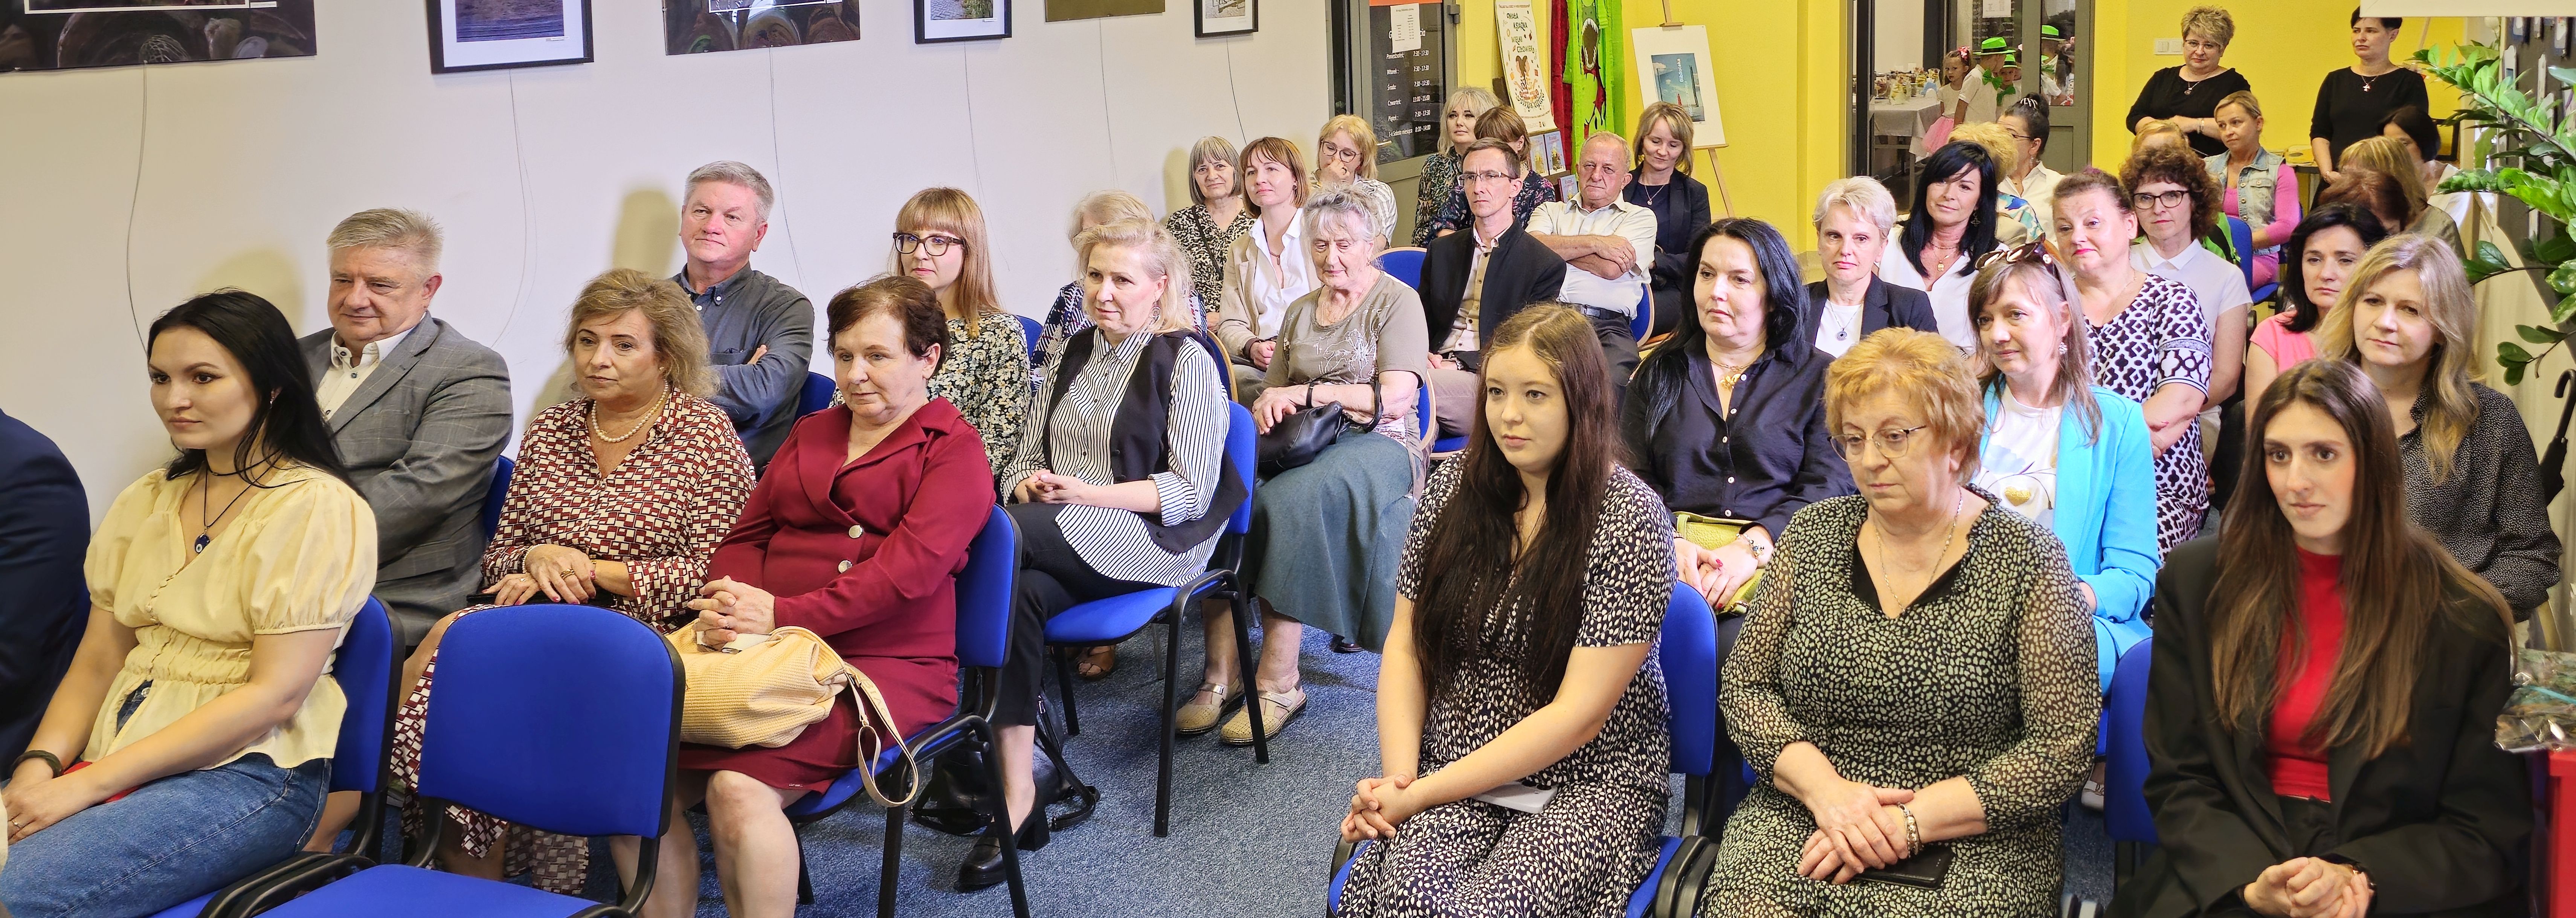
[0,409,89,762]
[2110,538,2529,918]
[1801,276,1939,348]
[1421,223,1568,353]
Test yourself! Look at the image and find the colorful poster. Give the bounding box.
[1560,0,1620,145]
[1493,0,1556,133]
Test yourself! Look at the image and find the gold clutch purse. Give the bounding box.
[1673,512,1764,611]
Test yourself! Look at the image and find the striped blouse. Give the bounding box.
[1002,329,1230,586]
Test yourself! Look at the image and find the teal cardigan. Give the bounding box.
[1983,385,2162,690]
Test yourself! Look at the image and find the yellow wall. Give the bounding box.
[2087,1,2464,165]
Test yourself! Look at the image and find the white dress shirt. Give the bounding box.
[1877,242,1978,350]
[1241,212,1315,341]
[315,323,416,418]
[1525,197,1656,317]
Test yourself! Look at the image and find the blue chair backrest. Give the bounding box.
[481,455,513,542]
[1629,284,1653,343]
[1018,315,1044,362]
[1660,585,1720,778]
[330,597,396,794]
[415,604,679,839]
[2225,215,2257,295]
[1414,380,1434,440]
[2104,637,2158,845]
[798,371,835,417]
[956,505,1018,671]
[1224,402,1257,535]
[1378,247,1426,291]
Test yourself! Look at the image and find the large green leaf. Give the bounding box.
[2552,261,2576,295]
[2518,324,2567,345]
[2506,359,2529,387]
[2501,341,2536,365]
[2534,233,2576,266]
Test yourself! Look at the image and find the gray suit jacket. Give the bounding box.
[301,317,512,645]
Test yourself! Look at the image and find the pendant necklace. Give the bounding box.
[591,387,669,443]
[194,470,257,554]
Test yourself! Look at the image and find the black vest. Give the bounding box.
[1044,328,1246,553]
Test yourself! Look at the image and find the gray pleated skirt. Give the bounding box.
[1243,429,1417,651]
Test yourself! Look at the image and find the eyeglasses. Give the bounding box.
[1833,425,1930,460]
[893,232,965,256]
[1460,170,1520,185]
[2130,189,2192,211]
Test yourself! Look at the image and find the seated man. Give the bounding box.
[1525,131,1654,397]
[1420,139,1568,438]
[0,409,87,763]
[303,208,511,646]
[674,160,816,467]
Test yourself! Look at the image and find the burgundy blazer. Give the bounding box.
[709,399,996,738]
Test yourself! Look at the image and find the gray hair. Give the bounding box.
[1446,86,1500,117]
[1811,176,1899,236]
[1302,187,1385,249]
[326,208,443,275]
[1578,130,1630,161]
[1186,136,1242,206]
[684,160,776,223]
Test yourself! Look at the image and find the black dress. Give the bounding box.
[2124,66,2251,158]
[1626,170,1712,337]
[2309,66,2430,171]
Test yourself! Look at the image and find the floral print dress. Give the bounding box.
[1168,203,1257,310]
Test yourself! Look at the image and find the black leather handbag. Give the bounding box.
[1255,376,1382,478]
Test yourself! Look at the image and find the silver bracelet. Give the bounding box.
[1895,803,1922,853]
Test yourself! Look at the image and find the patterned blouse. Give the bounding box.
[2086,273,2211,552]
[1424,166,1557,237]
[1412,149,1462,246]
[1168,203,1256,310]
[843,313,1030,475]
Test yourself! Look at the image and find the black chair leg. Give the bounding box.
[1053,650,1082,736]
[971,721,1034,918]
[2113,840,2137,892]
[1155,614,1182,837]
[875,801,906,918]
[1230,586,1268,764]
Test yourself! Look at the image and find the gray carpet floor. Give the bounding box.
[592,622,2113,916]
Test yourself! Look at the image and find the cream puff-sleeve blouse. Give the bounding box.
[80,465,376,769]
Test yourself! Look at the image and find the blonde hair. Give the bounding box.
[1074,218,1195,335]
[563,268,716,398]
[893,187,1004,334]
[1319,114,1381,181]
[2339,136,2429,226]
[2316,234,2483,482]
[2133,119,2189,153]
[1813,176,1899,236]
[2181,5,2235,46]
[327,208,444,276]
[2213,89,2263,122]
[1239,137,1310,211]
[1634,101,1695,174]
[1947,121,2022,182]
[1825,327,1986,483]
[1186,136,1242,207]
[1072,189,1156,240]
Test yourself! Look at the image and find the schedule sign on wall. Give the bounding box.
[1363,0,1448,162]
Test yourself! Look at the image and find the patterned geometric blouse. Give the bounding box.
[1167,203,1256,310]
[1412,149,1462,246]
[2085,273,2211,552]
[843,313,1030,476]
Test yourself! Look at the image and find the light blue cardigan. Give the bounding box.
[1982,385,2162,691]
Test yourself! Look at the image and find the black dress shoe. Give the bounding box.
[957,811,1049,891]
[1330,635,1365,654]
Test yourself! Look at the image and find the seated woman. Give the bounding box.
[2313,234,2560,617]
[1315,114,1400,242]
[2108,358,2529,918]
[2125,144,2252,414]
[2132,118,2193,156]
[1216,137,1319,402]
[1625,218,1849,612]
[889,188,1030,474]
[983,218,1241,889]
[1422,107,1556,238]
[1878,141,2005,349]
[615,276,994,918]
[390,269,754,891]
[1206,189,1427,742]
[1941,122,2049,247]
[1629,102,1716,339]
[2243,203,2388,400]
[0,292,375,918]
[2057,168,2212,552]
[1168,137,1258,318]
[1806,177,1938,359]
[2338,136,2463,257]
[1968,246,2161,690]
[1415,87,1501,247]
[1038,190,1167,402]
[2205,90,2300,289]
[1699,327,2095,914]
[1337,305,1675,916]
[2381,104,2469,230]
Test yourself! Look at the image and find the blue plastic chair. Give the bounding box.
[480,455,513,543]
[798,371,836,417]
[1018,315,1044,363]
[243,604,683,918]
[1378,247,1427,291]
[1327,584,1725,917]
[777,505,1029,918]
[1629,283,1654,345]
[2222,215,2280,304]
[2104,637,2158,889]
[1044,401,1263,837]
[143,597,398,918]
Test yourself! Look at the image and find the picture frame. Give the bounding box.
[428,0,592,73]
[3,0,316,73]
[664,0,859,55]
[917,0,1008,43]
[1194,0,1252,37]
[1630,24,1726,147]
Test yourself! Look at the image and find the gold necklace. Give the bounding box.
[1871,489,1967,602]
[591,387,668,443]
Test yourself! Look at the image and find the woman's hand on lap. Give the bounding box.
[1795,778,1914,875]
[522,544,597,602]
[3,766,111,843]
[490,573,540,606]
[1252,386,1306,434]
[687,577,778,647]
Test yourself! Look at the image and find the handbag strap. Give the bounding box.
[837,661,925,808]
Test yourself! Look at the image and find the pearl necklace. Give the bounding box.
[590,387,668,443]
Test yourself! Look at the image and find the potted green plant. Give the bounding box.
[2414,44,2576,385]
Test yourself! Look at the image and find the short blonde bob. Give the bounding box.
[1824,327,1985,483]
[1633,101,1695,174]
[563,267,716,398]
[1074,218,1197,336]
[1319,114,1381,181]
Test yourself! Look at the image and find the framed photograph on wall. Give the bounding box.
[1,0,316,73]
[917,0,1008,42]
[1195,0,1252,37]
[1630,25,1726,147]
[665,0,859,55]
[428,0,593,73]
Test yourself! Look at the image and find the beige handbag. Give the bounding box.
[1673,511,1764,612]
[665,624,922,807]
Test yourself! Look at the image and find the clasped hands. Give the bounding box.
[1340,774,1428,843]
[683,576,778,649]
[1014,469,1100,506]
[495,544,596,605]
[1795,777,1920,884]
[1674,536,1760,606]
[2243,858,2372,918]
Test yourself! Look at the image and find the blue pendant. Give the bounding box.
[193,534,210,554]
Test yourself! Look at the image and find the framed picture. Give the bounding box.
[429,0,592,73]
[1630,25,1726,147]
[1194,0,1251,37]
[917,0,1007,42]
[664,0,858,55]
[0,0,315,73]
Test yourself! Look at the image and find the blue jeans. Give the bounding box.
[0,683,331,918]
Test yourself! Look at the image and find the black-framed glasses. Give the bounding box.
[1460,170,1519,185]
[1832,425,1930,460]
[893,232,964,256]
[2130,189,2192,211]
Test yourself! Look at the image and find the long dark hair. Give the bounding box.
[2276,203,2390,334]
[2210,359,2509,759]
[1412,305,1622,706]
[1900,141,2001,278]
[1631,218,1806,446]
[149,290,351,489]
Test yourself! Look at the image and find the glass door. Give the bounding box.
[1850,0,2091,202]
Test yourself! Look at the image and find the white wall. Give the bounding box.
[0,0,1329,523]
[1872,0,1926,73]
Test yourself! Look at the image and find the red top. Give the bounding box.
[2266,548,2345,801]
[708,400,995,740]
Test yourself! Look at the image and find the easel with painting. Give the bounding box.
[1642,0,1731,216]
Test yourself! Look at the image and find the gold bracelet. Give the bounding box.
[1895,803,1922,853]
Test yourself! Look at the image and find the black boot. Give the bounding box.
[957,808,1049,891]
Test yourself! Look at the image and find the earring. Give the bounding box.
[2056,342,2067,355]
